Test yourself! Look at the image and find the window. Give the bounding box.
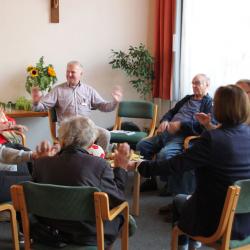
[180,0,250,97]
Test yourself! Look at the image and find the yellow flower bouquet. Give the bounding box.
[25,56,57,93]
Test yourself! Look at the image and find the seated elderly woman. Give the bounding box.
[0,109,31,202]
[0,108,28,150]
[0,144,41,202]
[32,116,130,248]
[129,85,250,250]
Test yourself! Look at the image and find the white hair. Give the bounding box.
[58,116,98,148]
[193,73,210,86]
[67,61,83,70]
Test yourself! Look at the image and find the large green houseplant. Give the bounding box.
[109,44,154,100]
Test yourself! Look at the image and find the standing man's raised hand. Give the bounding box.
[112,85,123,103]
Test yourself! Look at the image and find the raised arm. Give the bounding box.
[0,144,32,164]
[91,85,123,112]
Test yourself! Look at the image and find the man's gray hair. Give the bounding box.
[58,116,98,148]
[67,61,83,70]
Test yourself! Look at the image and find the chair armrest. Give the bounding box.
[183,136,200,150]
[12,131,26,146]
[94,192,128,221]
[109,201,129,220]
[94,192,129,250]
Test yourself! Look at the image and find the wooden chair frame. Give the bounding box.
[183,135,200,151]
[171,185,241,250]
[48,108,58,144]
[0,203,20,250]
[112,102,157,217]
[94,192,129,250]
[131,169,140,217]
[14,130,26,146]
[131,134,198,217]
[11,184,129,250]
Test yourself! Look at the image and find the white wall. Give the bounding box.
[0,0,153,149]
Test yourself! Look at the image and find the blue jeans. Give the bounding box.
[136,131,184,160]
[136,132,195,195]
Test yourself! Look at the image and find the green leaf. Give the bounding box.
[25,56,57,93]
[109,44,154,99]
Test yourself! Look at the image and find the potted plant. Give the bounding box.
[109,44,154,100]
[15,97,32,111]
[25,56,57,94]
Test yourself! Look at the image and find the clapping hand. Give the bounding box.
[157,121,169,133]
[113,143,130,170]
[195,112,211,127]
[33,141,57,159]
[195,112,218,130]
[112,85,123,103]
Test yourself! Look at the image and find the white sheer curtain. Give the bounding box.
[180,0,250,97]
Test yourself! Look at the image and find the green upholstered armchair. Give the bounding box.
[171,185,240,250]
[11,182,129,250]
[110,101,158,149]
[172,179,250,250]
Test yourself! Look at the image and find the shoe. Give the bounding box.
[189,240,202,250]
[19,232,25,244]
[19,232,33,245]
[158,184,172,197]
[140,178,157,192]
[158,203,173,215]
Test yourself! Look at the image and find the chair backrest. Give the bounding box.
[11,181,129,250]
[208,180,250,249]
[114,101,158,137]
[48,107,58,143]
[14,181,99,221]
[118,101,155,119]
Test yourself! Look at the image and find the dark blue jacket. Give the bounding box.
[160,94,213,136]
[138,124,250,240]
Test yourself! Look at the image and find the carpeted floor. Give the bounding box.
[0,173,212,250]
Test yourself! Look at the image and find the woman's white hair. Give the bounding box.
[58,116,98,148]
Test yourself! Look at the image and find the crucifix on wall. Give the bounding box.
[51,0,59,23]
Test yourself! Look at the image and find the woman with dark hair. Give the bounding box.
[129,85,250,250]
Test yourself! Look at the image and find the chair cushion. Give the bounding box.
[230,235,250,249]
[110,131,148,145]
